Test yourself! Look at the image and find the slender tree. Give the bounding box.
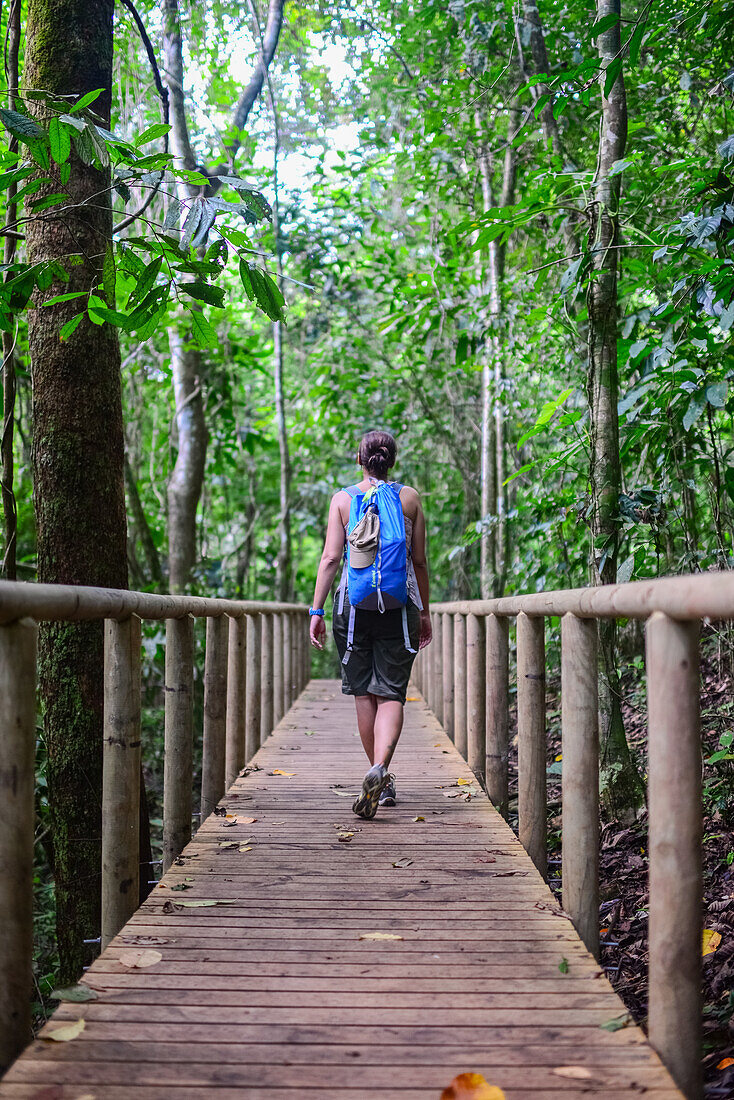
[24,0,128,982]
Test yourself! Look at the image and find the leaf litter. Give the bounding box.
[50,984,98,1003]
[42,1019,86,1043]
[118,949,162,969]
[359,931,403,941]
[440,1072,505,1100]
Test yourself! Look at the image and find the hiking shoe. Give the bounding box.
[352,763,388,819]
[379,773,397,806]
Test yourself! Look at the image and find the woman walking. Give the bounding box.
[309,430,432,819]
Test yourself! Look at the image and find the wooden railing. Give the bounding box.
[0,581,309,1073]
[411,573,722,1100]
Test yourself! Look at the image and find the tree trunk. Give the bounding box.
[1,0,20,580]
[587,0,644,820]
[124,453,163,587]
[25,0,128,983]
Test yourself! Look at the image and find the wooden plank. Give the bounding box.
[1,679,683,1099]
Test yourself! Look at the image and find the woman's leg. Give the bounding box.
[354,694,377,763]
[373,698,405,769]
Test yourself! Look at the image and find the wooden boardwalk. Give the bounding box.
[2,679,682,1099]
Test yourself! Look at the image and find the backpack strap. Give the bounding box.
[342,485,361,498]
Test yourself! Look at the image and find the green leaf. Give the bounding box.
[627,20,646,66]
[103,244,116,307]
[27,192,68,213]
[593,12,620,37]
[128,257,163,308]
[59,313,84,341]
[683,393,706,431]
[616,556,634,584]
[48,117,72,164]
[163,200,182,232]
[0,108,44,142]
[706,381,727,408]
[180,281,225,308]
[189,309,217,348]
[604,58,623,97]
[69,88,105,114]
[134,123,171,146]
[42,291,88,308]
[190,201,217,249]
[558,957,569,974]
[239,260,256,302]
[180,202,203,252]
[600,1013,632,1032]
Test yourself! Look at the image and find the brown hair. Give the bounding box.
[358,430,397,479]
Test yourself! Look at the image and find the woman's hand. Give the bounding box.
[310,614,326,650]
[419,610,432,650]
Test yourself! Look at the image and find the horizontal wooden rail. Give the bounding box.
[0,583,309,1075]
[413,571,713,1100]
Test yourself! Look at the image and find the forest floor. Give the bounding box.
[507,627,734,1099]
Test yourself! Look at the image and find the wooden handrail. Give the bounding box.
[0,583,309,1075]
[412,575,709,1100]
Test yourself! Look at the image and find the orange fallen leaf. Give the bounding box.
[272,769,296,777]
[359,931,403,941]
[225,813,237,819]
[440,1073,505,1100]
[703,929,722,956]
[553,1066,592,1080]
[717,1057,734,1069]
[42,1019,86,1043]
[118,949,162,969]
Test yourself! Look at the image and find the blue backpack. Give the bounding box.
[339,481,416,665]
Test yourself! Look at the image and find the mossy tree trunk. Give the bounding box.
[25,0,128,984]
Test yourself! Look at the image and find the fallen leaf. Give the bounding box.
[553,1066,591,1080]
[558,957,569,974]
[406,696,420,701]
[703,929,722,956]
[271,820,285,824]
[42,1019,86,1042]
[440,1072,505,1100]
[443,791,460,799]
[600,1012,632,1032]
[170,882,192,891]
[239,816,257,824]
[271,769,296,776]
[218,841,238,850]
[457,777,472,786]
[225,813,237,819]
[175,899,238,908]
[50,984,98,1003]
[332,788,359,797]
[717,1057,734,1069]
[338,832,354,842]
[392,857,413,868]
[239,845,253,853]
[413,815,425,822]
[222,818,238,827]
[118,949,163,969]
[305,730,316,736]
[359,931,404,941]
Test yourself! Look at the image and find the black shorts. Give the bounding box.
[333,592,420,705]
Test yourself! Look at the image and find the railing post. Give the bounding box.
[646,612,702,1100]
[283,612,293,712]
[163,614,194,872]
[432,612,443,724]
[561,613,599,957]
[467,612,486,783]
[225,614,246,792]
[454,613,467,758]
[261,612,274,740]
[516,612,546,878]
[273,613,284,728]
[485,613,509,818]
[442,612,454,740]
[102,615,142,949]
[246,613,262,761]
[201,615,228,822]
[0,618,37,1073]
[413,640,423,696]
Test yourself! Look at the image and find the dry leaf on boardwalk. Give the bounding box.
[239,816,257,824]
[600,1012,632,1032]
[359,931,403,941]
[456,777,472,786]
[118,949,162,969]
[50,984,98,1003]
[553,1066,592,1079]
[337,832,354,842]
[703,929,722,956]
[413,815,425,822]
[41,1019,86,1043]
[239,845,253,852]
[305,729,316,735]
[218,841,238,849]
[392,857,413,868]
[440,1072,505,1099]
[271,769,296,776]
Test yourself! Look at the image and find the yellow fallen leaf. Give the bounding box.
[440,1073,505,1100]
[359,931,403,941]
[239,816,257,824]
[337,832,354,842]
[457,777,471,786]
[42,1018,86,1043]
[703,929,722,956]
[225,813,237,819]
[717,1057,734,1069]
[118,949,162,969]
[239,845,253,853]
[413,815,425,822]
[272,769,296,777]
[555,753,562,761]
[553,1066,592,1079]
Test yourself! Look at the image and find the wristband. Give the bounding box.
[309,608,325,617]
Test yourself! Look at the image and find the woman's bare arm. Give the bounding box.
[310,492,348,649]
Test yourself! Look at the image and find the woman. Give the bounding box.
[309,430,432,820]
